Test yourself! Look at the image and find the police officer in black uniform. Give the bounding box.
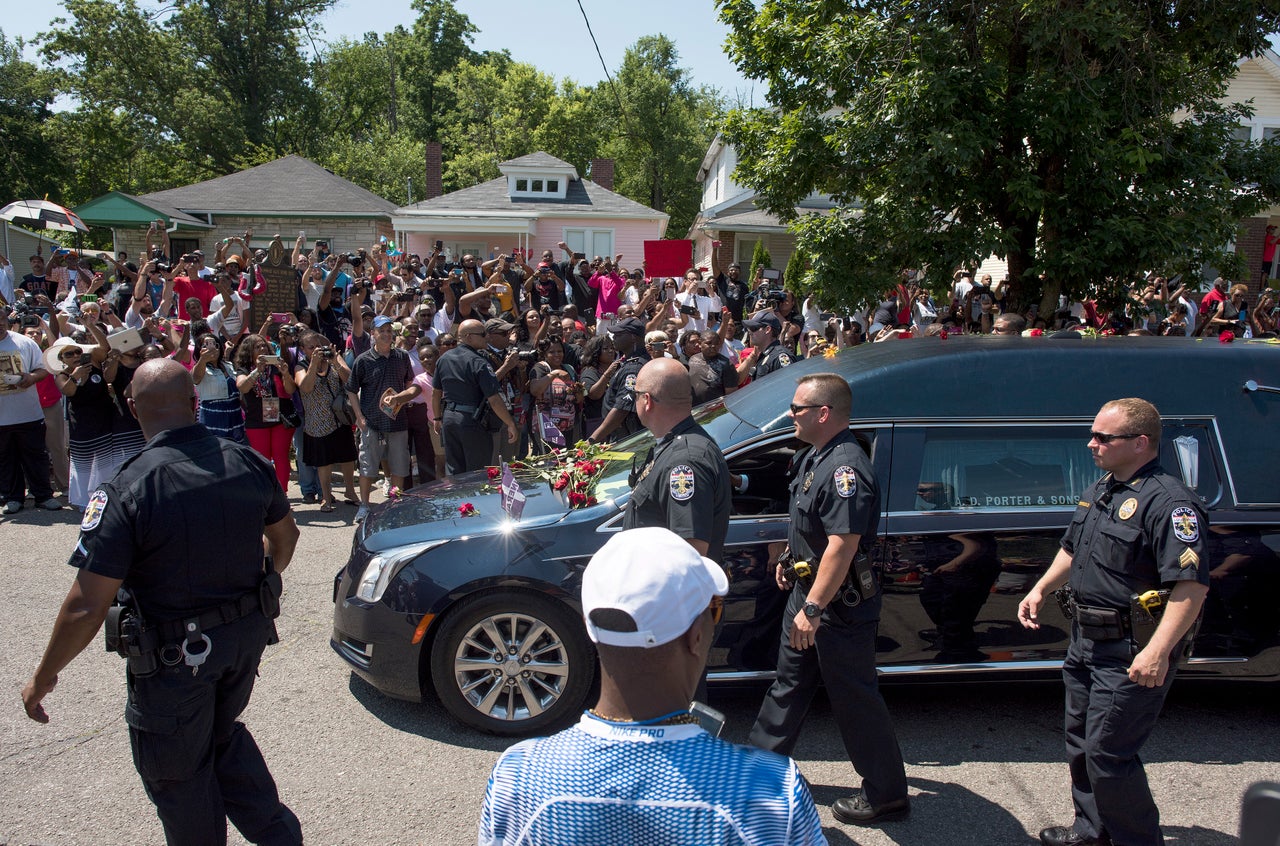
[749,372,910,827]
[624,358,731,561]
[22,359,303,846]
[736,311,793,384]
[1019,398,1210,846]
[431,318,518,475]
[588,317,650,443]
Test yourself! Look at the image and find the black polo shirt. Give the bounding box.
[69,424,289,620]
[1063,460,1210,611]
[345,345,415,433]
[788,429,880,566]
[624,416,731,562]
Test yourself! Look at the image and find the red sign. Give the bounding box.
[643,240,693,278]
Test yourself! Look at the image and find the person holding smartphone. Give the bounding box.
[234,334,298,493]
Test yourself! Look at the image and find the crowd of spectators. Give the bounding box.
[1,227,1276,515]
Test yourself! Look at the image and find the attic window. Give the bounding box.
[546,179,558,193]
[532,179,544,191]
[516,178,529,191]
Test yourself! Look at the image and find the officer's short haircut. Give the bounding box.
[797,373,852,417]
[1102,398,1161,441]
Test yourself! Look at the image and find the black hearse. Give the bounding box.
[332,337,1280,735]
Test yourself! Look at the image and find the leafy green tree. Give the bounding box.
[319,128,425,206]
[392,0,481,142]
[437,56,558,190]
[719,0,1280,312]
[596,36,722,235]
[40,0,332,179]
[0,31,69,202]
[747,239,771,287]
[783,245,808,290]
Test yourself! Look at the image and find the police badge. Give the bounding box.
[669,465,696,501]
[1171,506,1200,543]
[1118,497,1138,520]
[833,465,857,498]
[82,489,109,531]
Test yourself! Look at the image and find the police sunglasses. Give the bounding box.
[1090,431,1143,444]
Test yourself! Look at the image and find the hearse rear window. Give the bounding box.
[910,426,1097,511]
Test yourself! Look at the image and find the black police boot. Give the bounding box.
[831,792,911,825]
[1039,825,1110,846]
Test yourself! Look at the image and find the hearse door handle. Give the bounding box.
[1243,380,1280,395]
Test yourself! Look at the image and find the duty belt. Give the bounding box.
[153,588,265,644]
[444,402,479,414]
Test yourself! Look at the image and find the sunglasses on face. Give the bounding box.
[1090,431,1142,444]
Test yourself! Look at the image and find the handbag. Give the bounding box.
[324,374,354,427]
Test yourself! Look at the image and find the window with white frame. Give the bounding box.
[564,228,614,260]
[510,175,568,199]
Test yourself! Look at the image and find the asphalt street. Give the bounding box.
[2,487,1276,845]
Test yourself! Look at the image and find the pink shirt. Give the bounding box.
[589,271,626,317]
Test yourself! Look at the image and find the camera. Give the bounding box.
[344,251,365,268]
[77,353,93,367]
[155,262,172,274]
[19,313,40,329]
[763,288,787,304]
[319,348,335,360]
[393,292,417,303]
[516,350,539,362]
[352,279,374,292]
[678,303,700,316]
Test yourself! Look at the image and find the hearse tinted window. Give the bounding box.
[908,426,1097,511]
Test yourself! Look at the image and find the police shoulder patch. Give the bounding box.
[81,489,109,531]
[1171,505,1200,543]
[669,464,695,501]
[833,465,857,498]
[778,354,792,367]
[624,373,637,390]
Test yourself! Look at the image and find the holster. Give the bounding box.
[838,553,879,607]
[1075,605,1128,641]
[104,593,160,677]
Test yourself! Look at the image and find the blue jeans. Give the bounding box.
[292,426,319,497]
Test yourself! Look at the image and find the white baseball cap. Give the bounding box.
[582,527,729,648]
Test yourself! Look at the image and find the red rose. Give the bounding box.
[574,480,589,492]
[1218,331,1234,344]
[458,503,476,516]
[568,492,585,506]
[553,473,570,490]
[939,329,948,340]
[1029,328,1044,337]
[510,461,525,469]
[585,496,597,507]
[486,467,500,481]
[575,449,586,459]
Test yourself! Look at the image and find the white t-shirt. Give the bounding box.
[208,292,250,338]
[676,290,722,333]
[0,332,47,425]
[801,297,824,332]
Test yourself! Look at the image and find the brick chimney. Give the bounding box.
[589,158,614,191]
[424,142,443,200]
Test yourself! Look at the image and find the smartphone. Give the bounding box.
[689,701,725,737]
[271,312,291,323]
[260,355,283,366]
[299,230,306,240]
[435,239,443,251]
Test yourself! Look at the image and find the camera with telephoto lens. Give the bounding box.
[516,349,539,363]
[344,250,366,268]
[763,288,787,304]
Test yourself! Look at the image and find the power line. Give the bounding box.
[575,0,633,141]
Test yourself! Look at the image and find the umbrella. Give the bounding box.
[0,199,89,233]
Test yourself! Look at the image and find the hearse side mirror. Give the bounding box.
[1243,380,1280,395]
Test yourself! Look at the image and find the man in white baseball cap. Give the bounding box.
[478,527,826,846]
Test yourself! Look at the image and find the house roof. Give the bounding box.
[139,155,396,217]
[74,191,211,229]
[499,152,577,171]
[696,204,837,234]
[397,176,667,219]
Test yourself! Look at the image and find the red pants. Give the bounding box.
[246,425,293,493]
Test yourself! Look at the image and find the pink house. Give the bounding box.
[392,151,668,265]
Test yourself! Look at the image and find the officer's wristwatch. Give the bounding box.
[802,601,824,619]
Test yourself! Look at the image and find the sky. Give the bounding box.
[3,0,764,104]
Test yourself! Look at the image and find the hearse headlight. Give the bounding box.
[356,541,446,602]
